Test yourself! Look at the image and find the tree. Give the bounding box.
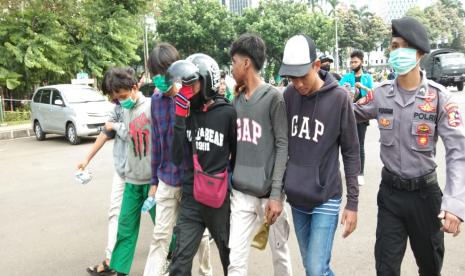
[0,0,147,97]
[0,0,81,91]
[337,8,364,50]
[74,0,145,79]
[407,2,465,51]
[361,14,389,66]
[155,0,236,66]
[235,0,333,79]
[336,6,388,68]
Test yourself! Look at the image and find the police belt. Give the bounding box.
[381,167,437,191]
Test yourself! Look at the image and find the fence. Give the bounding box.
[0,97,31,123]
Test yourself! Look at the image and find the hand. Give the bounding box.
[105,122,114,131]
[175,85,194,117]
[355,82,363,89]
[341,209,357,238]
[77,160,89,170]
[265,199,283,225]
[438,210,462,237]
[148,185,158,198]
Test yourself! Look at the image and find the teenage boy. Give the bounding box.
[340,50,373,186]
[143,43,212,276]
[79,71,127,276]
[169,53,237,276]
[279,34,360,276]
[105,67,155,276]
[228,33,292,276]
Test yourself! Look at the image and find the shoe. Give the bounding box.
[358,175,365,186]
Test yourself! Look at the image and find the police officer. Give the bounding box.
[353,16,464,276]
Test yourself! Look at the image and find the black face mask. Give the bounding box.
[190,92,204,110]
[353,65,362,73]
[321,64,331,72]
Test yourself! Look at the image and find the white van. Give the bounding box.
[31,84,113,144]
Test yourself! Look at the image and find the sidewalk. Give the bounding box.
[0,123,34,141]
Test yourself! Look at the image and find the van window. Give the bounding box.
[51,90,64,106]
[62,86,106,103]
[33,90,43,103]
[40,90,51,104]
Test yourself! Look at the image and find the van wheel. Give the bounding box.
[66,123,81,145]
[457,82,464,92]
[34,121,46,141]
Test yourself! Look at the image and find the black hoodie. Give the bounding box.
[283,71,360,212]
[172,96,237,195]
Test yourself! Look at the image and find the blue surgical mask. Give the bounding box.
[388,48,419,75]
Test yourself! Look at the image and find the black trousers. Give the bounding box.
[357,122,368,174]
[375,177,444,276]
[169,192,230,276]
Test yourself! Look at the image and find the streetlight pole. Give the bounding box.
[143,15,150,83]
[335,13,339,73]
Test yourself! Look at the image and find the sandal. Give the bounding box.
[86,260,115,276]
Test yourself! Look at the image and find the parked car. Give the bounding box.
[31,84,113,144]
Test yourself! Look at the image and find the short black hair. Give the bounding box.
[148,42,180,76]
[106,67,138,94]
[350,50,364,61]
[101,68,112,95]
[230,33,266,71]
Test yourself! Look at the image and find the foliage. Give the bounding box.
[0,0,146,95]
[235,0,334,78]
[0,67,21,90]
[155,0,235,66]
[406,2,465,51]
[0,0,460,100]
[4,110,31,122]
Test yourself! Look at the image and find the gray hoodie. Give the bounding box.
[103,104,127,178]
[113,93,152,184]
[232,84,288,200]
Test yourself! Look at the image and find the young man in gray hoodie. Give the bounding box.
[228,33,292,276]
[104,67,156,276]
[79,71,127,276]
[279,34,360,276]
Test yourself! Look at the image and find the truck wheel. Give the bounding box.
[457,82,464,92]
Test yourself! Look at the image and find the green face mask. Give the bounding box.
[119,96,136,109]
[388,48,419,75]
[153,74,173,94]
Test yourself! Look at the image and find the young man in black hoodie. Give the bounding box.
[169,53,237,276]
[279,34,360,276]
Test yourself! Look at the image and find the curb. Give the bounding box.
[0,127,34,141]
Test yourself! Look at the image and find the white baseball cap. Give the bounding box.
[279,34,317,77]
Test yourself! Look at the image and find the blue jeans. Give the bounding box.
[292,208,339,276]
